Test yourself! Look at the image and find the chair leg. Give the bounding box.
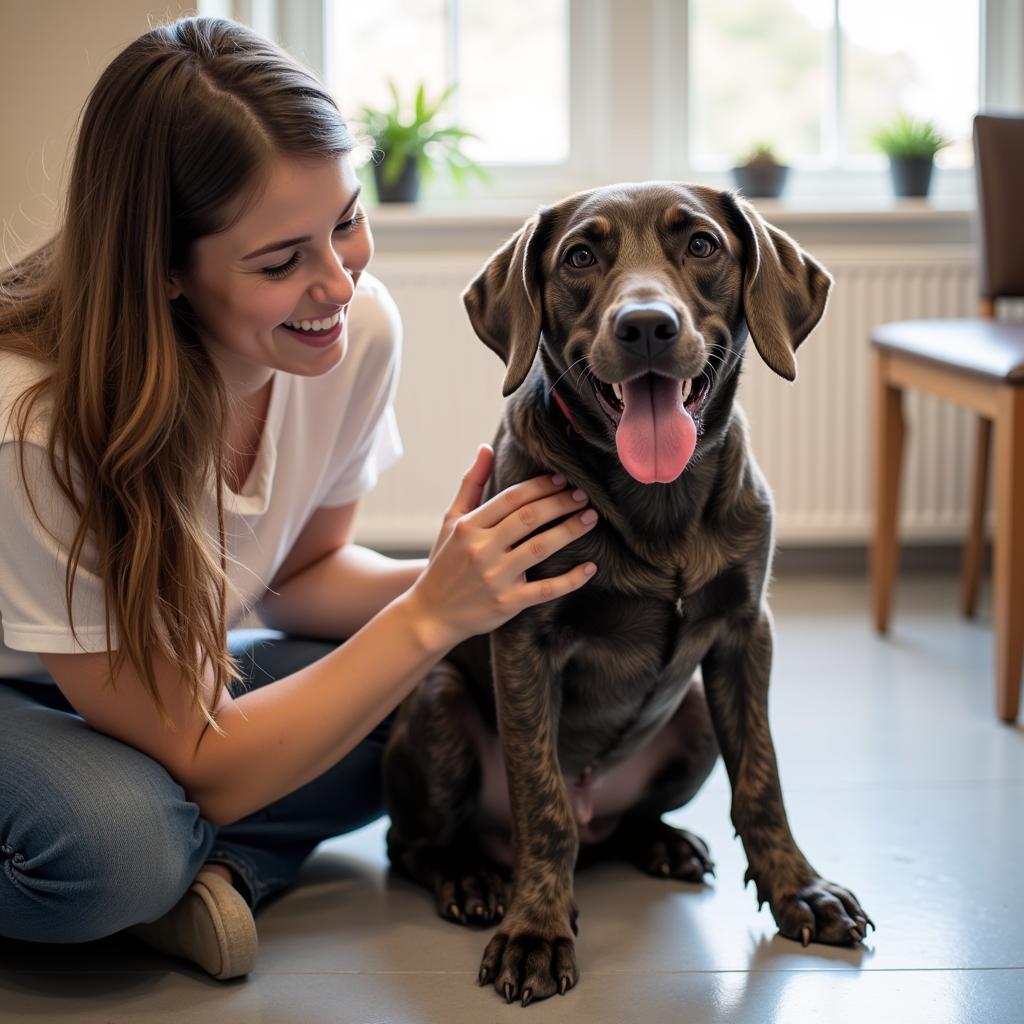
[992,387,1024,723]
[961,415,992,618]
[871,351,906,634]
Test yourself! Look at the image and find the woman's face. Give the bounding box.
[171,153,373,390]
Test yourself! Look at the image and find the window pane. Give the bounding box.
[458,0,569,164]
[690,0,830,165]
[326,0,448,128]
[325,0,569,167]
[840,0,979,166]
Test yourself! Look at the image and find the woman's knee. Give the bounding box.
[0,706,215,942]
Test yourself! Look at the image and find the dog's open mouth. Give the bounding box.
[592,369,711,425]
[591,369,712,485]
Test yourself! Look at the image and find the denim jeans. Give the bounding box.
[0,629,393,944]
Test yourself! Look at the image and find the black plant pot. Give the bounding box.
[888,156,934,198]
[374,158,421,203]
[731,163,789,198]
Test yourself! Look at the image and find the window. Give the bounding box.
[221,0,1020,202]
[690,0,979,169]
[324,0,570,165]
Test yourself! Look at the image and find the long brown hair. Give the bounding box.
[0,17,354,726]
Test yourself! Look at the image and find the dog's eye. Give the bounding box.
[687,234,718,258]
[565,245,598,269]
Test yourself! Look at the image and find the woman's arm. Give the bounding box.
[257,500,427,640]
[40,450,600,826]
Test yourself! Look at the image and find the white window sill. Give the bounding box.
[365,197,974,254]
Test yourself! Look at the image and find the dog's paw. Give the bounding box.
[768,878,874,946]
[640,823,715,881]
[615,819,715,882]
[478,931,578,1006]
[435,869,508,926]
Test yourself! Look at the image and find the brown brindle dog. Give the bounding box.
[383,182,873,1006]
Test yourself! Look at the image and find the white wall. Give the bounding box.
[0,0,196,256]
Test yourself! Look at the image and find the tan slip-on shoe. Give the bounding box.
[127,869,258,980]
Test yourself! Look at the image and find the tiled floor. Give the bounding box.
[2,573,1022,1023]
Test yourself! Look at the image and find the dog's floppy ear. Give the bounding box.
[730,195,832,381]
[462,207,554,397]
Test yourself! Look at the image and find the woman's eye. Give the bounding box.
[335,212,367,235]
[687,233,718,258]
[262,214,366,279]
[262,253,301,279]
[566,245,597,269]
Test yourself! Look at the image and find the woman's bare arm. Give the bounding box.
[40,455,599,825]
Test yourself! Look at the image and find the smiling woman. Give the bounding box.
[0,14,600,983]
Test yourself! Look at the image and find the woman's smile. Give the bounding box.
[278,310,346,348]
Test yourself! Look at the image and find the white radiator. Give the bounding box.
[354,248,979,549]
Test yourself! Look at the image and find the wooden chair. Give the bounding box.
[871,113,1024,724]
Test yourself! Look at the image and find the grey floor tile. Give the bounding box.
[3,968,1024,1024]
[2,574,1022,1024]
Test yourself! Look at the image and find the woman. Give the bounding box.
[0,17,599,979]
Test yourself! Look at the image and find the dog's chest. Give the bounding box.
[549,560,747,660]
[546,566,748,763]
[553,579,685,664]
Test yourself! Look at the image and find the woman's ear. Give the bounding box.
[167,273,184,301]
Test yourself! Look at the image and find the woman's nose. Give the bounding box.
[309,251,355,307]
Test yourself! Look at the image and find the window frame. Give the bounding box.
[211,0,1024,206]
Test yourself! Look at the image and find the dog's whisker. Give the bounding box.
[548,356,591,398]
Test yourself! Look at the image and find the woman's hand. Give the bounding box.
[406,445,599,653]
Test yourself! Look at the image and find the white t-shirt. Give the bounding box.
[0,272,403,680]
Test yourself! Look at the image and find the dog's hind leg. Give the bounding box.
[383,660,509,926]
[587,679,720,882]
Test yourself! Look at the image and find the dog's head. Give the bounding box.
[463,182,831,485]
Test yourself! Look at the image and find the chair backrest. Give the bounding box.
[974,113,1024,301]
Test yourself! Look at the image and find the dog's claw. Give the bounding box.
[478,965,489,986]
[521,988,533,1007]
[504,982,515,1004]
[849,925,864,943]
[800,927,812,947]
[447,903,462,922]
[658,863,670,876]
[559,976,570,995]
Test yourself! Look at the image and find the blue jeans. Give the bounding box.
[0,629,393,944]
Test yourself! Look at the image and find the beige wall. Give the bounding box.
[0,0,196,261]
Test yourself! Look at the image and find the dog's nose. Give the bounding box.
[613,302,681,359]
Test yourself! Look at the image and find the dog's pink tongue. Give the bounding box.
[615,375,696,484]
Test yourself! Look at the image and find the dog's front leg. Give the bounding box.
[702,609,874,946]
[478,625,579,1006]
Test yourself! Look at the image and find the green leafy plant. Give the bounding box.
[359,81,489,191]
[735,141,785,167]
[871,114,950,160]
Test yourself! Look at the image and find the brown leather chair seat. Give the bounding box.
[872,320,1024,382]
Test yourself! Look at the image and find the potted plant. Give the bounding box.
[872,114,950,198]
[731,142,790,198]
[358,82,488,203]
